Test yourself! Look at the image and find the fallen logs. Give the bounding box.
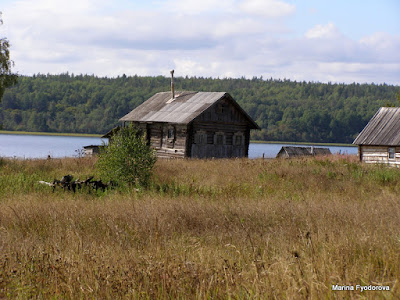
[38,175,116,193]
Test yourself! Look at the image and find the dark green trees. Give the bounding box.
[0,73,398,143]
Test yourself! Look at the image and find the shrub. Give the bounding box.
[96,125,157,187]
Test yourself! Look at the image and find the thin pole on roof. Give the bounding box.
[170,70,175,99]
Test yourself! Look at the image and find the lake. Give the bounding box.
[0,133,358,159]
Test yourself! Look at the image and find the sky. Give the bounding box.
[1,0,399,84]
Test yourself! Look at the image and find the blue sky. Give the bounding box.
[1,0,399,84]
[288,0,399,38]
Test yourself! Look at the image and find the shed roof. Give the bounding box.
[353,107,400,146]
[119,91,259,129]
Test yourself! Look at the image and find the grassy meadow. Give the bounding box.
[0,155,399,299]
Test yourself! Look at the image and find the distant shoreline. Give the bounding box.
[0,130,355,147]
[0,130,102,138]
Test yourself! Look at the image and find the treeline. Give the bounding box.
[0,73,398,143]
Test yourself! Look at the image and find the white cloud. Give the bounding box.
[239,0,295,17]
[173,58,212,76]
[360,32,400,52]
[162,0,237,14]
[1,0,399,84]
[212,18,265,38]
[305,23,341,39]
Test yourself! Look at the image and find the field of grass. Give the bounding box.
[0,155,399,298]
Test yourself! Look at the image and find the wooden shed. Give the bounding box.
[276,146,331,158]
[83,145,104,156]
[353,107,400,166]
[118,90,259,159]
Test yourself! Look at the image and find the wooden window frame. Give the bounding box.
[166,126,176,148]
[194,130,207,145]
[233,132,244,146]
[167,126,175,140]
[214,132,225,145]
[216,103,225,114]
[388,147,395,160]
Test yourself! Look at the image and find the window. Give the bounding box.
[168,127,175,139]
[198,135,204,144]
[388,147,395,159]
[233,132,244,146]
[194,131,207,145]
[234,135,242,146]
[216,135,223,145]
[166,126,176,148]
[214,132,225,145]
[216,103,225,114]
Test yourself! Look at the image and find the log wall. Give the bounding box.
[133,122,187,158]
[188,97,251,158]
[360,145,400,167]
[190,123,248,158]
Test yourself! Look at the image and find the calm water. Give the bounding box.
[0,134,357,159]
[0,134,107,159]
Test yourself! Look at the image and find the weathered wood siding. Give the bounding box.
[156,124,187,158]
[132,122,187,158]
[360,145,400,167]
[190,97,250,158]
[147,123,163,149]
[194,96,250,124]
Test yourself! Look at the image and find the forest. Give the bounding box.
[0,73,398,143]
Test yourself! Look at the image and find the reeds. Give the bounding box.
[0,155,399,298]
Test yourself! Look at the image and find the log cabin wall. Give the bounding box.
[158,124,187,158]
[133,122,187,158]
[150,123,187,158]
[189,97,250,158]
[360,145,400,167]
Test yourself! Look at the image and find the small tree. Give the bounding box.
[96,124,157,187]
[0,13,18,103]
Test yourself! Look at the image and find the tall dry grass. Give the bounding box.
[0,155,399,298]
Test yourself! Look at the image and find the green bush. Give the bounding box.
[96,125,157,187]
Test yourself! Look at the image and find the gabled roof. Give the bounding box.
[276,146,331,158]
[278,146,311,157]
[353,107,400,146]
[119,91,259,129]
[312,147,332,155]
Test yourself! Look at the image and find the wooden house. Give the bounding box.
[276,146,331,158]
[353,107,400,166]
[118,87,259,159]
